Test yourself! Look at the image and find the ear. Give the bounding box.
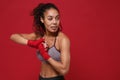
[40,17,44,23]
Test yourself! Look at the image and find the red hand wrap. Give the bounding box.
[27,38,44,48]
[38,43,50,60]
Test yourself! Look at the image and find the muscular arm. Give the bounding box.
[47,37,70,75]
[10,33,38,45]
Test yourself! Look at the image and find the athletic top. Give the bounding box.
[36,37,61,62]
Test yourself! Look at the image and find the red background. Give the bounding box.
[0,0,120,80]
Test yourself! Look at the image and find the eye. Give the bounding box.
[56,16,60,20]
[47,17,53,21]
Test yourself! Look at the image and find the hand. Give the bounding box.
[38,42,50,60]
[27,38,44,48]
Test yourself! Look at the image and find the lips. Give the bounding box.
[51,26,57,30]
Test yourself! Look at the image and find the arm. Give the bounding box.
[10,33,37,45]
[47,37,70,75]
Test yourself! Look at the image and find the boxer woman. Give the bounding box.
[10,3,70,80]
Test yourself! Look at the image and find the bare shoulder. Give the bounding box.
[58,32,70,49]
[58,32,70,42]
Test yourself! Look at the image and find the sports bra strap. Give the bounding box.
[53,37,57,46]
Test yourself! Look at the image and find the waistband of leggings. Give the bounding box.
[39,75,64,79]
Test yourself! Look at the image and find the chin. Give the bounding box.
[51,29,59,33]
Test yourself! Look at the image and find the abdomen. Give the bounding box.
[40,62,61,78]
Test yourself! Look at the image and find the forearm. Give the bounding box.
[47,58,70,75]
[38,42,70,75]
[10,34,28,45]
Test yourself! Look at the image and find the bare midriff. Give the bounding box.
[40,62,61,78]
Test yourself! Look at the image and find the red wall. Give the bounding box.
[0,0,120,80]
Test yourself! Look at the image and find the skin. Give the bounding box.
[10,8,70,78]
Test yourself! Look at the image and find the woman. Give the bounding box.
[10,3,70,80]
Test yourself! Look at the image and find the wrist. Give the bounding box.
[40,50,50,60]
[27,40,37,48]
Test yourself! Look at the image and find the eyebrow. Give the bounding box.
[47,15,60,18]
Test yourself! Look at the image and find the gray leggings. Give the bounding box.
[39,75,65,80]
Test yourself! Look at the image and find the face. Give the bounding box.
[41,8,60,33]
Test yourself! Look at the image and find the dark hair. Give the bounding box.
[31,3,62,36]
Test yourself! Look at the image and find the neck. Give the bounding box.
[44,31,58,38]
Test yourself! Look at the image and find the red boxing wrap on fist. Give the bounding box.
[38,43,50,60]
[27,38,44,48]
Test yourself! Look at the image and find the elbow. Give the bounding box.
[10,34,18,40]
[10,34,14,40]
[59,67,69,75]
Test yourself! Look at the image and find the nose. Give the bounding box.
[53,18,57,24]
